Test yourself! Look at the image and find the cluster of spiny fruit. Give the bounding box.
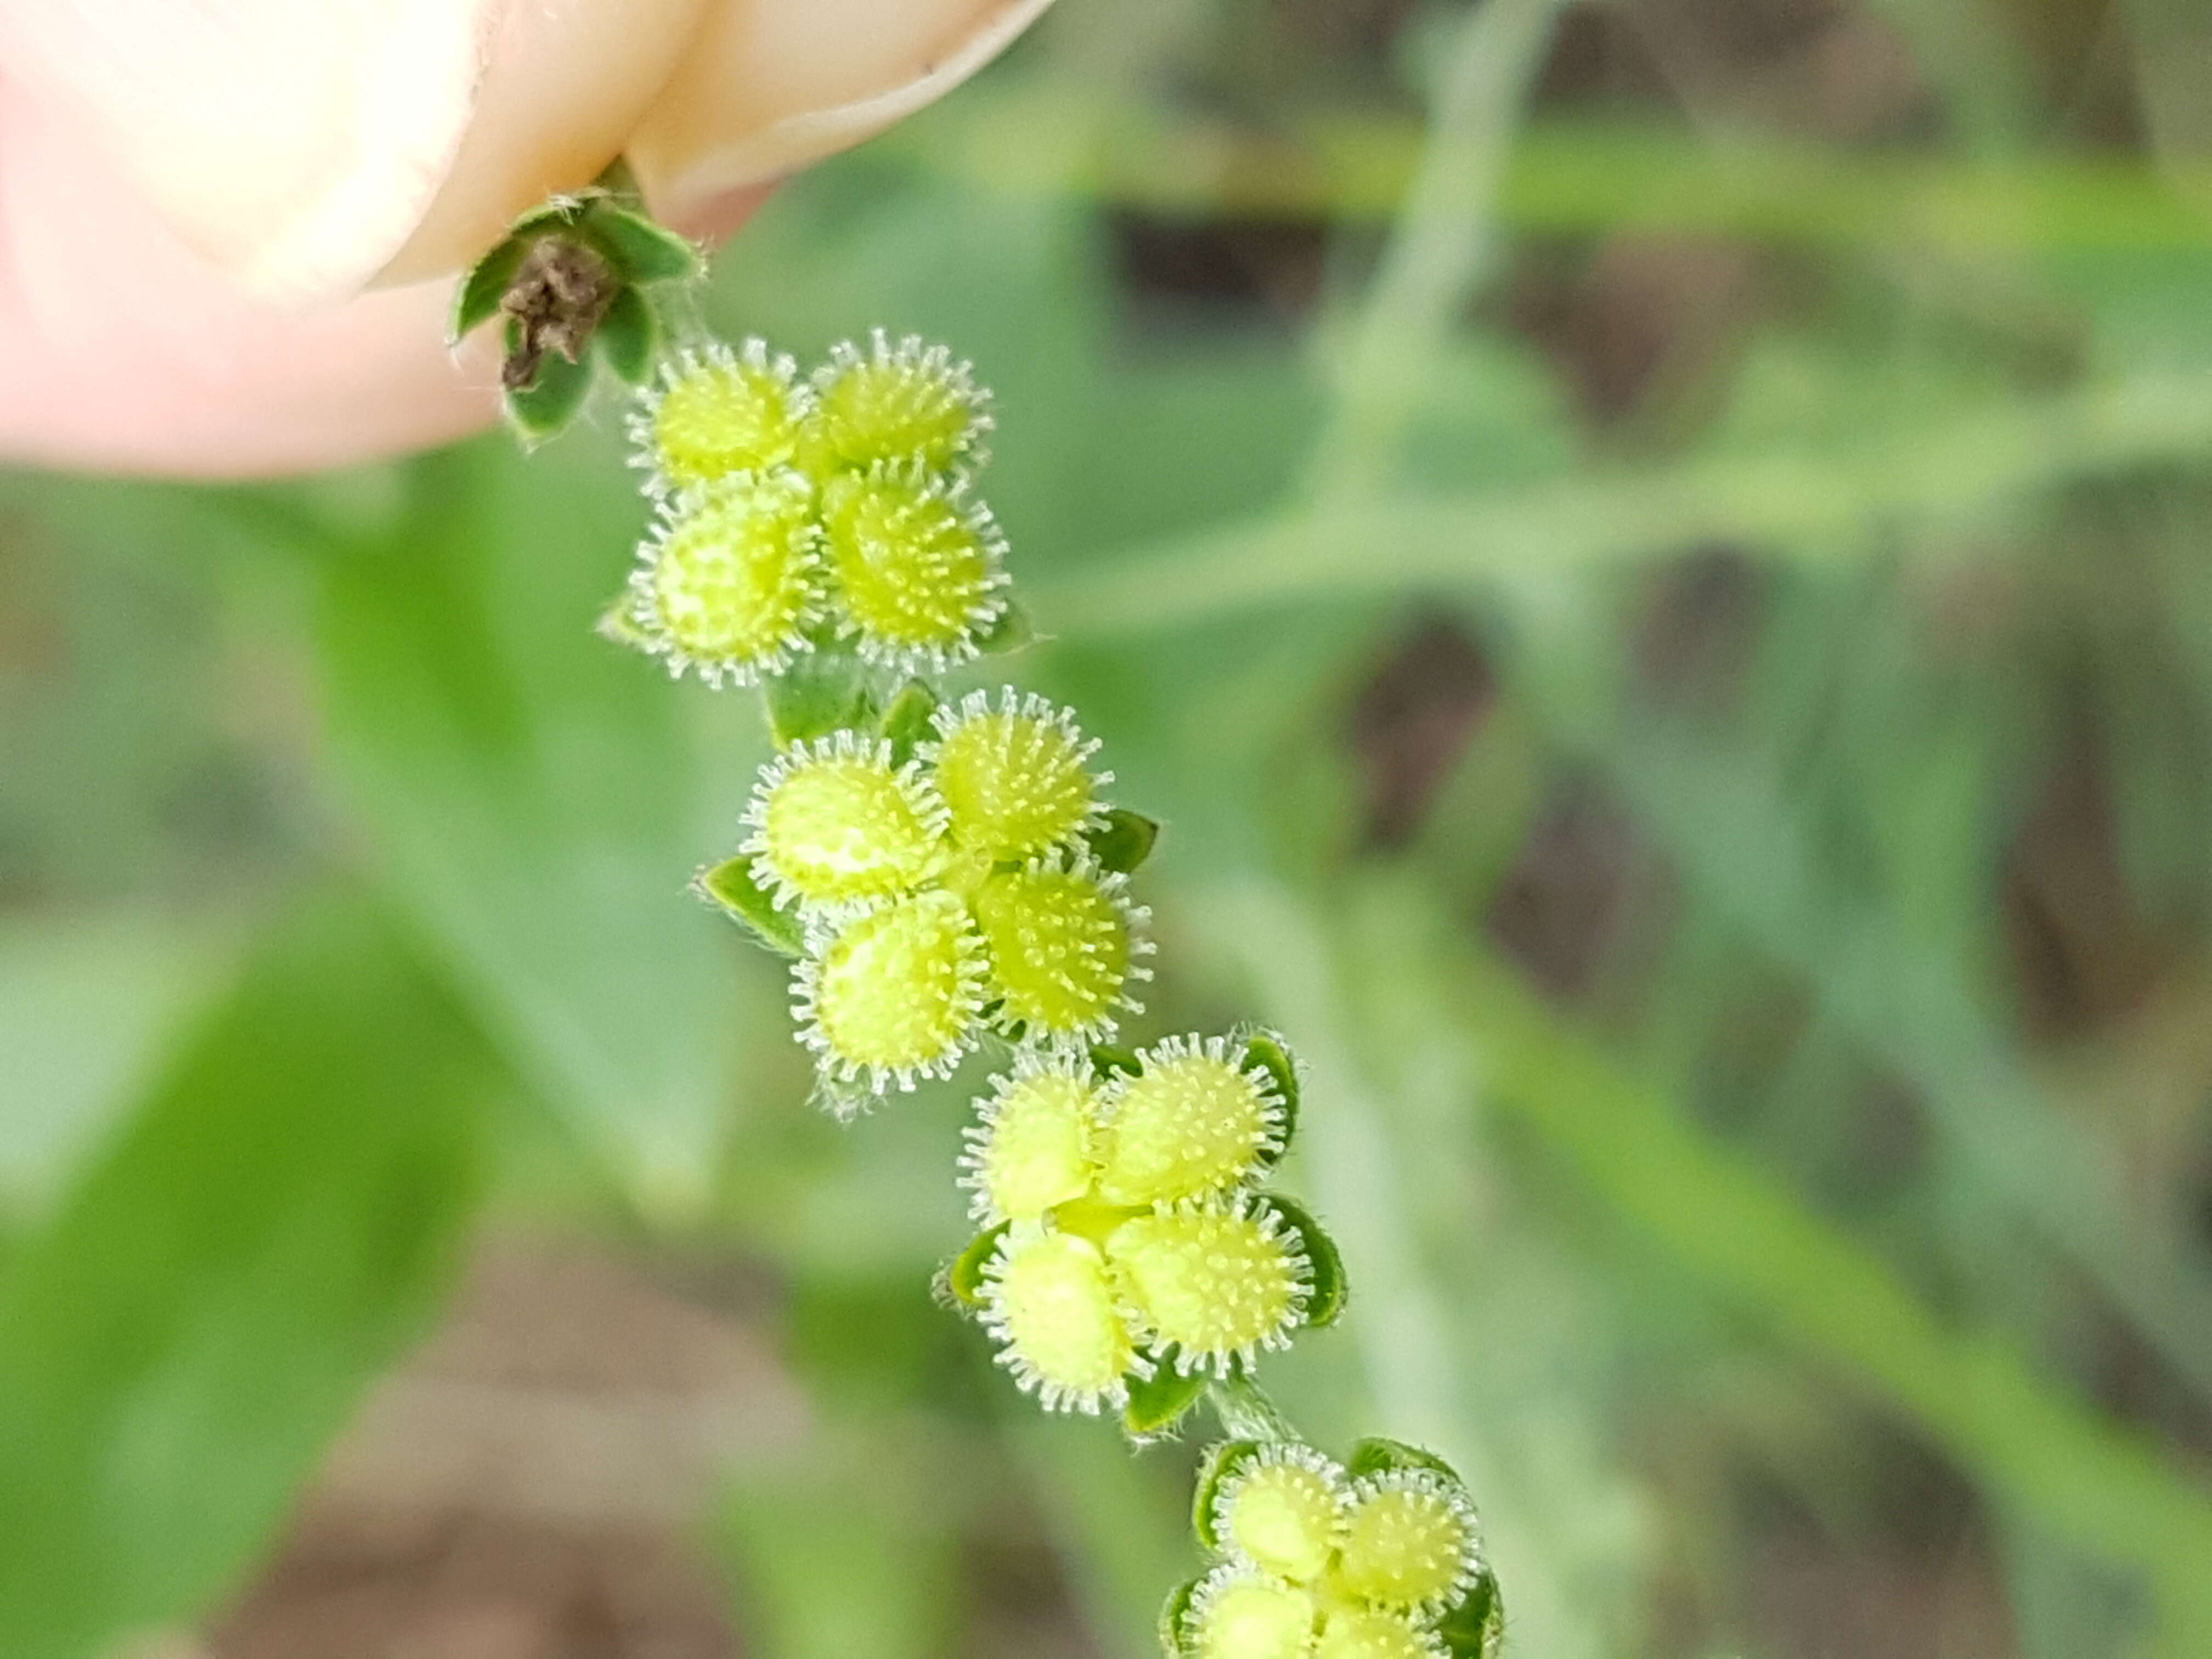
[619,328,1012,684]
[1167,1437,1503,1659]
[613,334,1497,1658]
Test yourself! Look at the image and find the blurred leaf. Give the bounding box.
[0,894,493,1659]
[1012,1413,1198,1659]
[0,916,235,1223]
[1428,921,2212,1650]
[711,1429,958,1659]
[313,441,747,1214]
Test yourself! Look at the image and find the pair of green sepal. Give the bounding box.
[1161,1438,1506,1659]
[939,1031,1348,1441]
[452,186,705,439]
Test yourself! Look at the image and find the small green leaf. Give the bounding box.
[974,600,1036,656]
[1435,1568,1506,1658]
[450,233,532,343]
[1090,1042,1143,1080]
[944,1222,1009,1310]
[878,680,940,765]
[1257,1193,1347,1328]
[1191,1438,1265,1548]
[1240,1030,1299,1164]
[583,201,704,285]
[1084,807,1161,876]
[764,650,866,749]
[692,856,805,958]
[592,285,657,386]
[1345,1436,1462,1484]
[1158,1576,1207,1658]
[0,897,491,1657]
[1122,1360,1208,1438]
[503,333,594,442]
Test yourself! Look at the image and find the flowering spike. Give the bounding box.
[1095,1034,1287,1207]
[1334,1470,1483,1616]
[1212,1442,1349,1584]
[625,472,826,687]
[804,329,993,476]
[1109,1194,1311,1378]
[958,1054,1101,1223]
[740,732,947,912]
[1314,1608,1447,1659]
[980,1226,1143,1413]
[1184,1566,1319,1659]
[924,689,1108,861]
[629,339,809,494]
[820,466,1010,672]
[793,889,986,1098]
[972,853,1152,1045]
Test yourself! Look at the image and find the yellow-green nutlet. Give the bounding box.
[741,732,949,912]
[630,338,810,494]
[1211,1443,1349,1584]
[1186,1568,1320,1659]
[959,1055,1101,1224]
[924,689,1106,861]
[803,328,993,476]
[794,889,986,1099]
[1313,1607,1447,1659]
[820,466,1009,672]
[980,1226,1143,1414]
[1334,1471,1482,1615]
[971,853,1150,1045]
[1094,1034,1286,1207]
[1110,1195,1312,1378]
[625,470,826,687]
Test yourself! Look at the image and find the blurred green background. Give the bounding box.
[7,1,2212,1655]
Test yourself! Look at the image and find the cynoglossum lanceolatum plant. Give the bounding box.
[465,208,1505,1654]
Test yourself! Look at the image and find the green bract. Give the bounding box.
[454,187,705,441]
